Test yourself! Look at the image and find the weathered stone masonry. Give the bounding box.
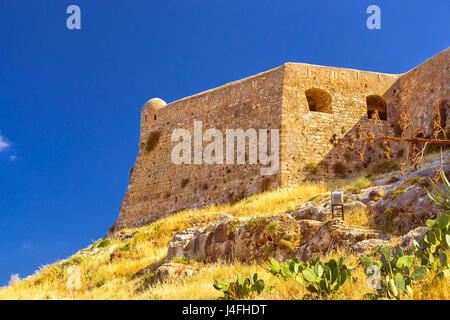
[111,48,449,232]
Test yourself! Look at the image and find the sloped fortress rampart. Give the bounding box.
[111,48,449,232]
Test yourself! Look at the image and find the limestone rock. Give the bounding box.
[296,219,390,260]
[399,226,430,250]
[154,262,199,283]
[293,206,329,222]
[166,215,390,263]
[109,250,122,263]
[349,239,391,256]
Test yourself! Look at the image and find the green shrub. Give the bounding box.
[143,272,155,283]
[391,189,405,199]
[332,162,346,178]
[305,162,318,174]
[425,143,443,155]
[343,152,352,162]
[384,208,401,221]
[95,239,111,248]
[213,273,273,300]
[172,256,191,265]
[246,217,268,229]
[350,177,372,190]
[369,190,384,201]
[181,178,189,188]
[95,278,107,287]
[266,222,279,232]
[348,188,361,195]
[60,255,84,269]
[414,177,429,188]
[307,194,327,202]
[370,161,400,175]
[118,245,130,252]
[145,131,161,152]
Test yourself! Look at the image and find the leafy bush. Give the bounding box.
[181,178,189,188]
[267,258,306,281]
[95,239,111,248]
[213,273,273,300]
[384,208,401,221]
[343,152,352,162]
[332,162,346,178]
[305,162,318,174]
[59,255,84,269]
[95,278,107,287]
[266,222,279,231]
[118,245,130,252]
[172,256,191,265]
[301,256,352,299]
[145,131,161,152]
[391,189,405,199]
[370,161,400,175]
[142,272,155,283]
[361,245,428,300]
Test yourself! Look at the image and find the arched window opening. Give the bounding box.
[305,88,333,114]
[154,114,157,121]
[366,95,387,120]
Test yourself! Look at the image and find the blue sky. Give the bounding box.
[0,0,448,286]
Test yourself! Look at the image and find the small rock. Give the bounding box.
[109,250,122,263]
[153,262,199,283]
[369,190,383,201]
[349,239,390,256]
[400,226,430,250]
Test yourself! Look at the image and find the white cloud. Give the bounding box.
[9,155,17,161]
[0,135,10,151]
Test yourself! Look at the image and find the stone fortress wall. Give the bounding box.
[110,48,449,232]
[116,66,285,229]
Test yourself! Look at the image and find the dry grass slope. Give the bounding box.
[1,153,449,300]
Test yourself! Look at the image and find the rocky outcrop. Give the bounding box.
[166,214,390,263]
[292,154,449,233]
[167,214,305,263]
[369,156,449,232]
[296,219,390,260]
